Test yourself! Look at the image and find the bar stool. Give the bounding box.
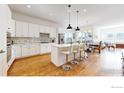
[71,45,79,64]
[78,43,85,61]
[121,52,124,68]
[61,47,72,71]
[83,43,88,59]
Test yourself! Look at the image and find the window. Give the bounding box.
[116,33,124,40]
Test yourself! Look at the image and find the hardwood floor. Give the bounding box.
[8,48,124,76]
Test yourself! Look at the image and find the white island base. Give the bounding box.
[51,43,80,67]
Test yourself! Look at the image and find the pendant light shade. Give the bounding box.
[76,26,80,31]
[67,5,72,30]
[75,10,80,31]
[67,24,72,29]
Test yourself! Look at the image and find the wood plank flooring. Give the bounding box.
[7,49,124,76]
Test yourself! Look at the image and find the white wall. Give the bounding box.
[0,4,11,76]
[11,12,60,28]
[0,5,10,51]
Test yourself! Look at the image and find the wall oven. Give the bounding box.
[7,44,12,62]
[7,32,12,63]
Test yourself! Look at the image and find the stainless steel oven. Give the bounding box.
[7,44,12,62]
[7,32,12,62]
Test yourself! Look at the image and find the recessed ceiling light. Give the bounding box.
[27,5,31,8]
[83,9,87,12]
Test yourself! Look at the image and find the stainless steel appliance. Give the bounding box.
[39,33,51,43]
[58,33,64,44]
[7,44,11,62]
[7,32,12,62]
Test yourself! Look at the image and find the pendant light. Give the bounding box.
[67,5,72,30]
[75,10,80,31]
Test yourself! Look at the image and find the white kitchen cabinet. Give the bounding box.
[40,43,51,54]
[39,25,45,33]
[16,21,40,37]
[29,44,36,55]
[22,22,29,37]
[29,23,39,37]
[29,23,34,37]
[50,27,57,38]
[34,24,39,37]
[8,19,16,37]
[15,21,23,37]
[14,44,22,58]
[35,43,40,54]
[29,44,40,55]
[15,21,28,37]
[45,26,49,33]
[13,43,41,59]
[40,25,56,38]
[43,26,50,33]
[21,44,29,57]
[8,13,16,37]
[40,44,46,54]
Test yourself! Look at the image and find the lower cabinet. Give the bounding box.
[35,43,40,54]
[29,43,40,56]
[29,44,37,56]
[14,43,41,59]
[14,44,22,58]
[21,44,30,57]
[13,43,52,59]
[40,43,51,54]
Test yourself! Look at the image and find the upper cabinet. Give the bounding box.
[40,25,49,33]
[22,22,29,37]
[50,27,57,38]
[45,26,50,33]
[15,20,56,38]
[34,24,39,37]
[15,21,22,37]
[39,25,45,33]
[39,25,57,38]
[8,19,16,37]
[29,23,39,37]
[15,21,28,37]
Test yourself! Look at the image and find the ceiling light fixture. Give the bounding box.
[75,10,80,31]
[27,5,31,8]
[67,5,72,30]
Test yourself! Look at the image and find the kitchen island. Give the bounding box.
[51,43,80,67]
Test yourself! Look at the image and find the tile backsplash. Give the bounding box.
[10,37,51,44]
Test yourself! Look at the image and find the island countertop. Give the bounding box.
[51,43,79,48]
[51,43,80,67]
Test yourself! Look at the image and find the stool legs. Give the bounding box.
[62,54,72,71]
[78,50,83,61]
[71,52,78,64]
[66,54,68,63]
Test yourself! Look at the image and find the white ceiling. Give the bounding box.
[9,4,124,28]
